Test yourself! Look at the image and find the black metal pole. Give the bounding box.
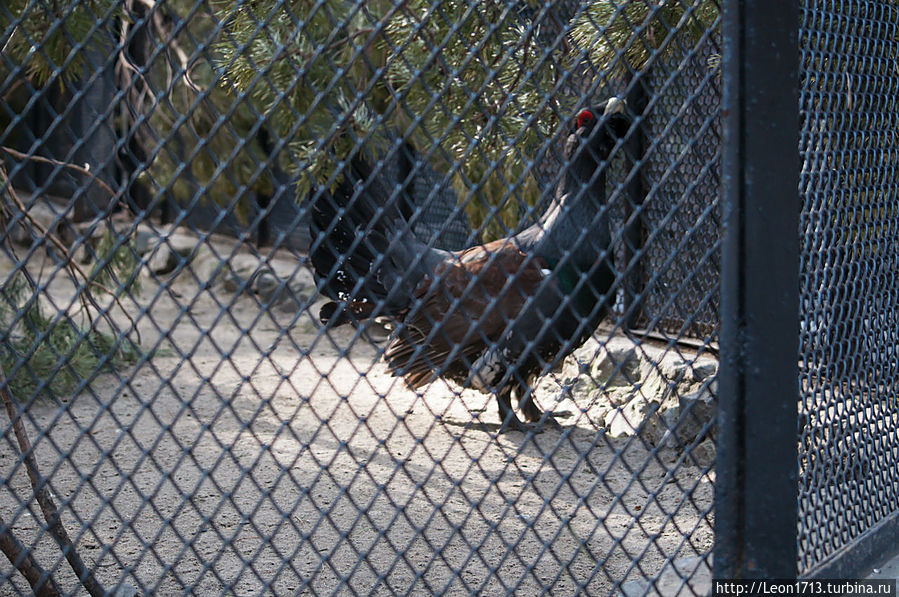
[716,0,800,580]
[623,80,647,331]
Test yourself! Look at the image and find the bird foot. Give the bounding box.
[498,414,532,434]
[531,413,563,430]
[498,412,562,434]
[522,405,563,429]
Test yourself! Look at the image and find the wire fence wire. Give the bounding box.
[798,0,899,576]
[0,1,721,595]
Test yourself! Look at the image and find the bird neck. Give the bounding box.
[526,148,610,269]
[558,144,604,199]
[540,157,607,232]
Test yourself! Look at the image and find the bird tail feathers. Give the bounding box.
[310,154,418,325]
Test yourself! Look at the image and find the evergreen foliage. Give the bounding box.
[212,0,720,237]
[2,0,720,236]
[0,0,118,84]
[571,0,719,76]
[0,274,139,400]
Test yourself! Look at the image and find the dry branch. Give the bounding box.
[0,365,108,597]
[0,146,118,201]
[0,511,61,597]
[0,158,141,343]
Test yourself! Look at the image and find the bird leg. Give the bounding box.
[518,386,561,429]
[496,386,530,432]
[519,390,543,423]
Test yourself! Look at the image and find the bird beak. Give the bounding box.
[603,97,626,116]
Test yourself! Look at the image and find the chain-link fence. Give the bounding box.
[0,1,721,593]
[5,0,892,594]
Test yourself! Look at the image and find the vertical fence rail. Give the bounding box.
[716,0,800,579]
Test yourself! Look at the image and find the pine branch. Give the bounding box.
[0,160,142,346]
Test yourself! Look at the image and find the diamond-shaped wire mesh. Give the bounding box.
[1,1,718,594]
[798,0,899,575]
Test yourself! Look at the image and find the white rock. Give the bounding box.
[605,406,632,437]
[689,359,718,382]
[659,357,690,383]
[166,232,201,257]
[133,224,158,255]
[253,270,283,303]
[690,438,716,468]
[9,199,60,246]
[592,345,640,387]
[606,394,660,438]
[220,254,265,292]
[674,385,717,445]
[147,245,176,275]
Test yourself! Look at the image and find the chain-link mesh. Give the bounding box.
[798,0,899,575]
[1,1,719,594]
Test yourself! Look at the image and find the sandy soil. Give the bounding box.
[0,234,713,596]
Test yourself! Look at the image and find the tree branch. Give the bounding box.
[0,162,142,345]
[0,146,118,201]
[0,364,108,597]
[0,511,61,596]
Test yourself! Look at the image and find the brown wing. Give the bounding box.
[384,239,547,387]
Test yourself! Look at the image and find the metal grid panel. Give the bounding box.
[798,0,899,574]
[1,1,719,595]
[638,40,720,340]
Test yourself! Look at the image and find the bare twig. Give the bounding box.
[131,0,203,93]
[0,146,118,201]
[0,511,61,597]
[0,164,142,345]
[116,5,153,114]
[0,164,95,320]
[0,365,108,597]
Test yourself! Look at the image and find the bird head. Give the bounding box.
[568,97,631,162]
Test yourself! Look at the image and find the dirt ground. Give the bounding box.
[0,232,713,596]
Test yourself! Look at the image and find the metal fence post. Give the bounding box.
[623,79,647,331]
[716,0,800,580]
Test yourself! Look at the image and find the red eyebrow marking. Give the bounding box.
[577,110,595,128]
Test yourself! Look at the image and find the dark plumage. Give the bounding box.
[311,98,631,431]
